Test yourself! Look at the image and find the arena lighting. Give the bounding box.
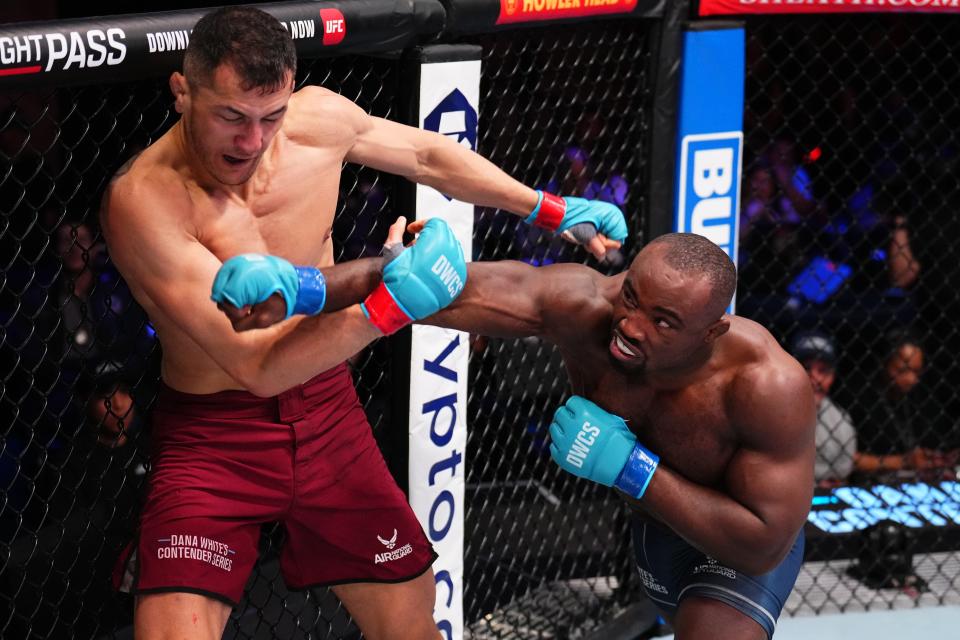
[804,145,822,163]
[809,481,960,533]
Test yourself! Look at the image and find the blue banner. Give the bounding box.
[674,26,744,308]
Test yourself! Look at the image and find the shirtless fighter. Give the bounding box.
[100,6,626,640]
[440,233,815,639]
[224,232,815,639]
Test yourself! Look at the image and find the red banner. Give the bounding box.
[699,0,960,16]
[496,0,638,25]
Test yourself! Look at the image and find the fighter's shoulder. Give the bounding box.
[540,263,619,320]
[725,317,811,413]
[543,262,617,297]
[284,85,367,145]
[108,142,187,203]
[102,146,191,234]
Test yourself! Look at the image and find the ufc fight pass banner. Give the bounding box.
[0,0,444,88]
[407,46,479,640]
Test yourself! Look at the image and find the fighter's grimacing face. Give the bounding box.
[174,63,293,186]
[609,245,722,373]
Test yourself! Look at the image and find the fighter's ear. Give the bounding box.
[704,317,730,344]
[170,72,188,113]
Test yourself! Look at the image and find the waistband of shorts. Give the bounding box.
[156,362,352,416]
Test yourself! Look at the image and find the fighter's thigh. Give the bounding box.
[332,570,440,640]
[673,595,767,640]
[135,592,232,640]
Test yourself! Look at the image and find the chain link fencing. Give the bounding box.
[0,52,407,639]
[460,21,655,638]
[0,14,661,638]
[739,14,960,615]
[11,6,957,639]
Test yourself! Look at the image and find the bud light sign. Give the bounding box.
[677,132,742,257]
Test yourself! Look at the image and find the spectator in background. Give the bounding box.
[543,146,628,209]
[740,160,801,240]
[2,219,155,531]
[80,360,145,453]
[0,220,153,639]
[521,145,628,268]
[765,135,817,220]
[906,176,960,453]
[40,221,153,437]
[853,331,953,481]
[791,331,856,488]
[737,160,811,326]
[887,213,921,290]
[834,180,921,298]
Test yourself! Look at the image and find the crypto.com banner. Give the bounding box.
[407,45,480,640]
[699,0,960,16]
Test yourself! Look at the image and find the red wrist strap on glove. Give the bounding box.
[361,283,413,335]
[531,192,566,231]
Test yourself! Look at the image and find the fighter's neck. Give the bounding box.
[636,342,720,391]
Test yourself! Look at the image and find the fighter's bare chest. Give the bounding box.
[195,154,343,265]
[576,368,737,486]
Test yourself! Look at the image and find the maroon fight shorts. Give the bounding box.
[113,363,436,605]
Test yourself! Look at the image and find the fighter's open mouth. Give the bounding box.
[610,332,644,361]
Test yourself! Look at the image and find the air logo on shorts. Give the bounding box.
[156,534,235,572]
[377,529,398,550]
[565,421,601,469]
[374,530,413,564]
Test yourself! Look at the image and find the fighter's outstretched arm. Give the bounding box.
[429,260,605,342]
[292,86,625,259]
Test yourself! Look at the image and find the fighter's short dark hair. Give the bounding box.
[184,6,296,91]
[647,233,738,316]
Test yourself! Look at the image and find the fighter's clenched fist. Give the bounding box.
[211,217,467,335]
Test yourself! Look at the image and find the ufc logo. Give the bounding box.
[319,9,346,45]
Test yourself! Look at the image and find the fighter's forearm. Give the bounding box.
[632,467,800,575]
[425,261,547,339]
[322,257,383,312]
[215,259,384,394]
[240,306,382,396]
[416,135,539,216]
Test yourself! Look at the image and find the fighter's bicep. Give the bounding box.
[346,114,423,177]
[432,261,596,339]
[103,201,259,360]
[724,444,814,535]
[725,362,816,529]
